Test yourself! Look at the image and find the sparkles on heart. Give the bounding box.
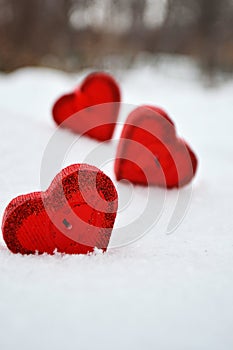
[52,72,121,141]
[2,164,118,255]
[114,106,198,188]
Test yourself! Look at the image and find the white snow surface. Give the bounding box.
[0,57,232,349]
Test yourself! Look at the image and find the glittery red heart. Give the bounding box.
[52,72,121,141]
[2,164,118,255]
[114,106,198,188]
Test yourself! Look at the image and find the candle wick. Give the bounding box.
[62,218,72,230]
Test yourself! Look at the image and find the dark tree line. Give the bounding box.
[0,0,232,72]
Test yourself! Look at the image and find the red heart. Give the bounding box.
[2,164,118,255]
[114,106,198,188]
[52,72,121,141]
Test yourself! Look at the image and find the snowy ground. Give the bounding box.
[0,56,232,349]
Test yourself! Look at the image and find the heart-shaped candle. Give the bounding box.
[2,164,118,255]
[52,72,121,141]
[114,106,198,188]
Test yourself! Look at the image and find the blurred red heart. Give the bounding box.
[2,164,118,255]
[114,106,198,188]
[52,72,121,141]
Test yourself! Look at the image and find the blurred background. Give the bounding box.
[0,0,233,74]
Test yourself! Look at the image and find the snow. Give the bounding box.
[0,56,233,349]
